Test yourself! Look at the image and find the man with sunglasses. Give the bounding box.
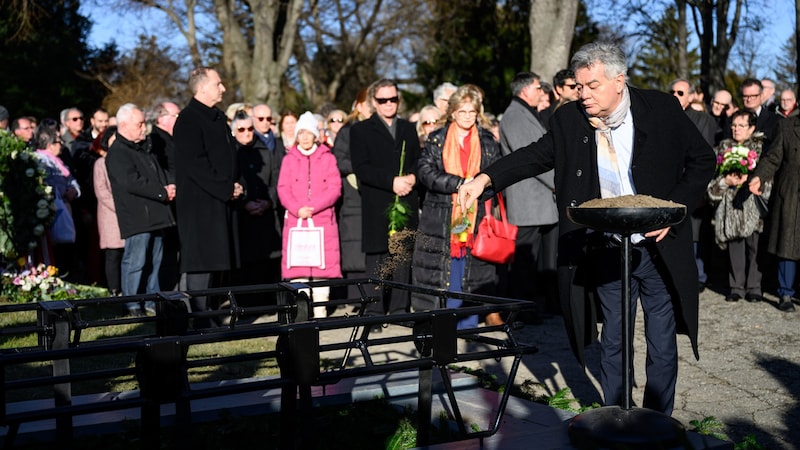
[553,69,581,109]
[350,78,421,330]
[669,79,716,295]
[498,71,557,321]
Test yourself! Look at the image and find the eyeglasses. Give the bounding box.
[256,116,273,123]
[69,116,84,122]
[328,117,344,123]
[375,96,399,105]
[161,113,179,118]
[422,120,438,125]
[236,126,255,132]
[711,100,730,109]
[563,83,578,90]
[731,123,751,129]
[531,85,543,91]
[670,90,685,97]
[742,94,761,101]
[455,110,478,118]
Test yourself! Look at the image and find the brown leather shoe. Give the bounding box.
[485,312,505,326]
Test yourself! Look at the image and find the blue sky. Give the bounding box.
[82,1,796,80]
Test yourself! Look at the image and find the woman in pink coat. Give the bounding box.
[278,111,342,318]
[92,127,125,296]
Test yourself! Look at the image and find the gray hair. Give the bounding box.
[570,42,627,80]
[509,72,539,97]
[668,78,693,92]
[59,107,81,125]
[433,82,458,103]
[116,103,140,125]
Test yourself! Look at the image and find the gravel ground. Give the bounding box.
[504,287,800,450]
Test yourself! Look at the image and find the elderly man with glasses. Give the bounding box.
[740,78,779,145]
[498,71,557,322]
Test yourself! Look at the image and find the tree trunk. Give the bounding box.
[796,0,800,90]
[528,0,579,84]
[676,0,688,79]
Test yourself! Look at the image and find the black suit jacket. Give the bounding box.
[350,114,421,253]
[483,86,715,365]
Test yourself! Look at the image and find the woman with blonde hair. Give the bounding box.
[411,84,504,328]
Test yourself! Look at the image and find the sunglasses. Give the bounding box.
[69,116,84,121]
[375,96,399,105]
[328,117,345,123]
[670,90,685,97]
[256,116,273,123]
[422,120,438,125]
[236,126,255,132]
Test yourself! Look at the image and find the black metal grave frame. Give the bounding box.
[0,279,538,449]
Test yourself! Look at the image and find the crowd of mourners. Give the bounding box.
[0,65,798,327]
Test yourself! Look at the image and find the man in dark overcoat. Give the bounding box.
[350,79,421,327]
[173,67,244,326]
[458,42,715,415]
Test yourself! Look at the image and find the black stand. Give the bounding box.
[565,206,689,448]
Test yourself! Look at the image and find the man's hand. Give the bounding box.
[392,174,415,196]
[644,227,670,242]
[749,176,762,195]
[232,182,244,199]
[457,173,491,211]
[165,184,176,201]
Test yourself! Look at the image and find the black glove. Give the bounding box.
[731,186,751,210]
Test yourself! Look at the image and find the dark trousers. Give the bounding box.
[364,252,410,316]
[186,271,219,328]
[594,244,677,414]
[509,224,558,312]
[103,248,124,295]
[727,232,761,296]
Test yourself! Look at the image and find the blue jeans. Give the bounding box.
[122,231,163,308]
[778,258,797,298]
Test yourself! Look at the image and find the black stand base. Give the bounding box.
[568,406,688,449]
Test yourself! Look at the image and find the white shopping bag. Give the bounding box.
[287,218,325,269]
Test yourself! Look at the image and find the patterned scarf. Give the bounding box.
[443,125,481,258]
[587,86,631,199]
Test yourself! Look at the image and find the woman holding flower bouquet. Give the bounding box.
[707,110,771,303]
[410,84,502,328]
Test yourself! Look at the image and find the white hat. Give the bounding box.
[294,111,319,140]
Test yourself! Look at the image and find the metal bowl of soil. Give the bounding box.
[566,195,687,234]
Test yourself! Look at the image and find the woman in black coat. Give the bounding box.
[411,84,502,328]
[231,113,281,302]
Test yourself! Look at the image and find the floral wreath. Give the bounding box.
[716,144,758,176]
[0,133,55,262]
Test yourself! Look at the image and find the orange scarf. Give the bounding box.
[443,125,481,257]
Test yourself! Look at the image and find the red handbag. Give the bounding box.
[471,193,518,264]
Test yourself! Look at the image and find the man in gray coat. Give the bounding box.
[499,72,558,317]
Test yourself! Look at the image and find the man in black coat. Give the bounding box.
[350,79,421,327]
[458,42,715,414]
[106,104,176,316]
[149,101,182,291]
[173,67,244,327]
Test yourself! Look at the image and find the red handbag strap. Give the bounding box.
[483,193,511,232]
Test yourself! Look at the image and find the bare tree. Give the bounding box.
[529,0,579,83]
[293,0,426,110]
[122,0,303,107]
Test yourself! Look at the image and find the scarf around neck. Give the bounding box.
[443,125,481,258]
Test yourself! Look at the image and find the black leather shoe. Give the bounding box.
[779,296,796,312]
[745,293,763,303]
[698,282,707,293]
[725,293,741,302]
[369,324,384,334]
